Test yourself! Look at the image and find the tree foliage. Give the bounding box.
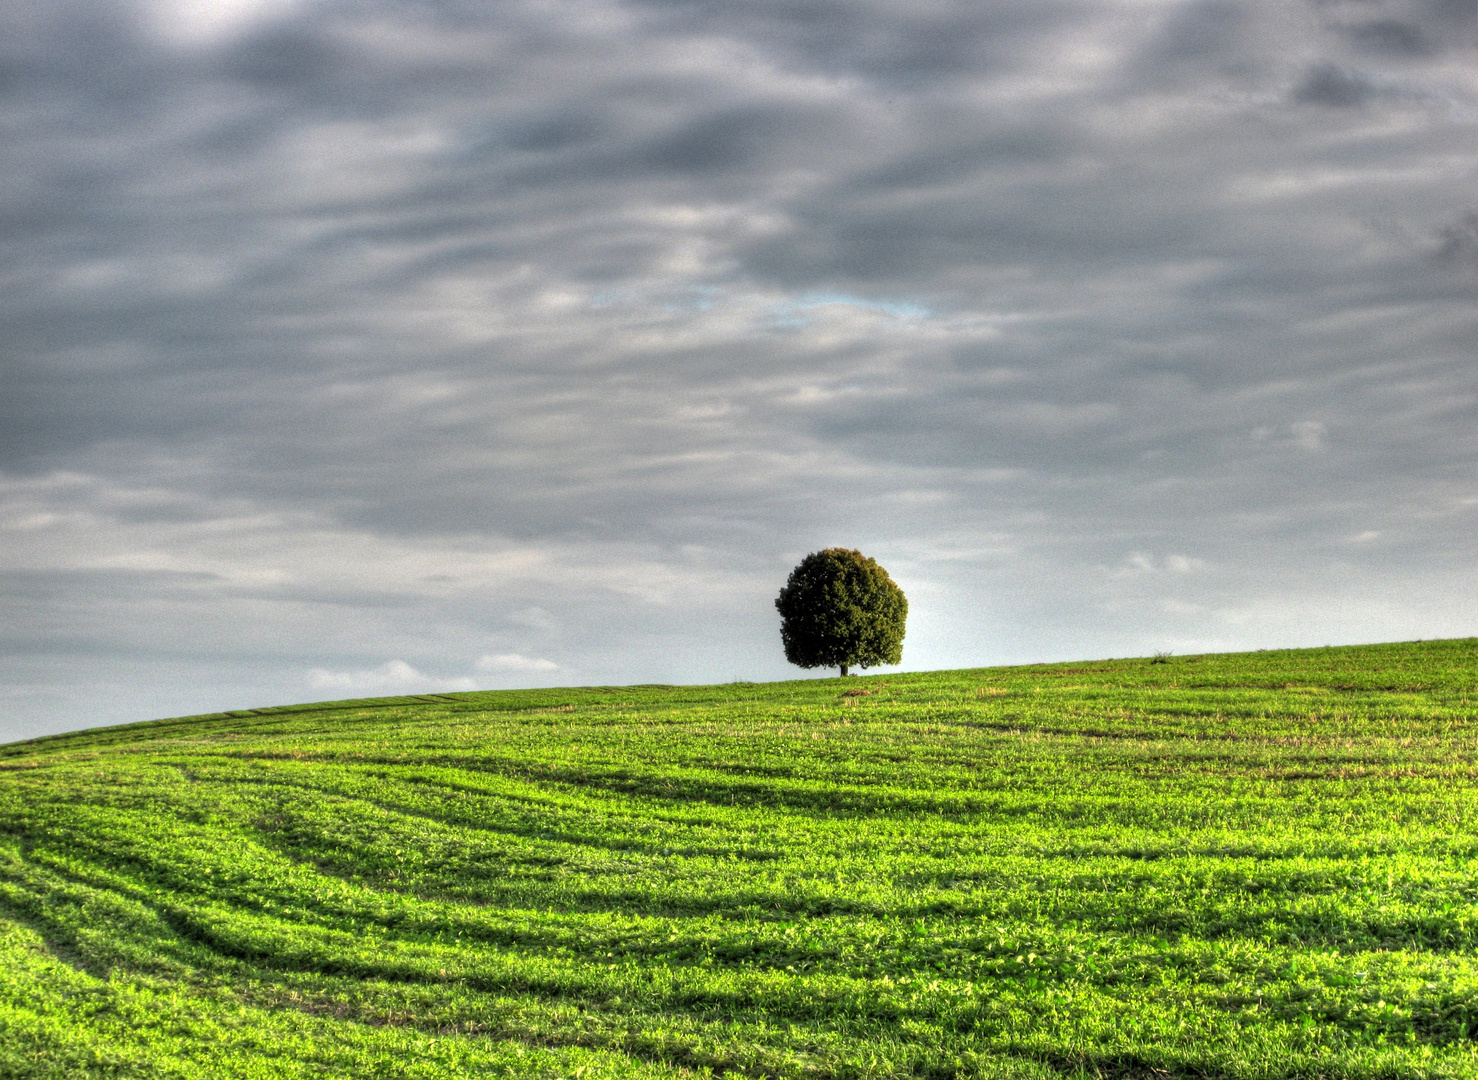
[774,548,907,676]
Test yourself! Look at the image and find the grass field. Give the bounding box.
[2,640,1478,1078]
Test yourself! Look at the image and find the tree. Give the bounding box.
[774,548,907,677]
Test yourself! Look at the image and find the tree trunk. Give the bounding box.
[839,664,849,677]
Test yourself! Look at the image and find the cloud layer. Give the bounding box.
[2,0,1475,738]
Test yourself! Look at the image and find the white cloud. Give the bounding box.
[141,0,300,46]
[1118,553,1208,575]
[306,660,476,694]
[508,607,558,631]
[475,653,559,673]
[1291,420,1328,452]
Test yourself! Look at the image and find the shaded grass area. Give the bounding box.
[2,639,1478,1077]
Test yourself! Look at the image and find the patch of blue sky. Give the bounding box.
[588,289,628,308]
[661,286,723,312]
[768,292,932,327]
[798,292,931,318]
[588,286,720,311]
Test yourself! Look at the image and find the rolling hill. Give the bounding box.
[3,640,1478,1078]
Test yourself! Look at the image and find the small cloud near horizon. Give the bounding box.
[306,661,477,695]
[476,654,560,673]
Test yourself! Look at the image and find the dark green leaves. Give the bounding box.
[775,548,907,673]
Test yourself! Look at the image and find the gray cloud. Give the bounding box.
[1437,211,1478,266]
[1295,61,1378,105]
[1347,18,1433,57]
[1,0,1476,738]
[1317,0,1476,56]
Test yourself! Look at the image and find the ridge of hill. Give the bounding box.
[2,639,1477,1078]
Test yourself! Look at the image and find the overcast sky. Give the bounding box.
[2,0,1475,739]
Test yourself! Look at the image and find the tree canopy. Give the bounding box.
[774,548,907,677]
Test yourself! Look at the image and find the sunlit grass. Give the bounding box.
[2,640,1477,1077]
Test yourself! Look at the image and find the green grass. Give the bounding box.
[3,640,1478,1078]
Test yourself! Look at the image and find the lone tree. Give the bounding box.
[775,548,907,677]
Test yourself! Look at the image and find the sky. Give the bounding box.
[2,0,1476,740]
